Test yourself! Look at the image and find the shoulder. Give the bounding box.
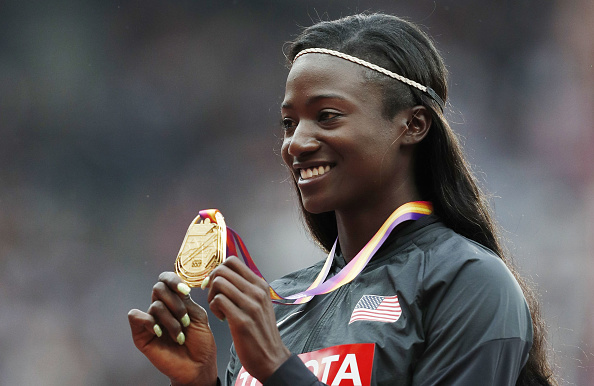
[411,221,532,341]
[407,223,533,382]
[413,222,519,293]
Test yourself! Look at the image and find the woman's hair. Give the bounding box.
[285,13,554,385]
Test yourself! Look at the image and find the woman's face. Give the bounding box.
[281,54,415,215]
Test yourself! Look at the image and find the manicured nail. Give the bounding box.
[176,331,185,345]
[181,313,190,327]
[153,324,162,337]
[200,276,210,290]
[177,282,191,295]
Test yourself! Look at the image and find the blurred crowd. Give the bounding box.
[0,0,592,384]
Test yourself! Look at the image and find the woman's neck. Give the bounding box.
[335,197,418,263]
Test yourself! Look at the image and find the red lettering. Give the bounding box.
[235,343,374,386]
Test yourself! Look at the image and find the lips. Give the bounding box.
[299,165,332,180]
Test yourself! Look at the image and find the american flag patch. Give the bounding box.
[349,295,402,324]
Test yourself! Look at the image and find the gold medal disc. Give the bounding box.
[175,212,227,287]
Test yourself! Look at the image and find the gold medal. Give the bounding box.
[175,211,227,287]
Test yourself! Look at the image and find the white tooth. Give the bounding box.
[325,165,331,172]
[312,168,319,176]
[300,169,306,179]
[306,169,313,178]
[318,166,325,175]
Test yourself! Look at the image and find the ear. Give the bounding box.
[402,106,432,145]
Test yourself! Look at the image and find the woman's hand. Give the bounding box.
[206,256,292,383]
[128,272,218,386]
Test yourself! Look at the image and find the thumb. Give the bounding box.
[128,308,157,352]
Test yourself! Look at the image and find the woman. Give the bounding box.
[128,13,554,385]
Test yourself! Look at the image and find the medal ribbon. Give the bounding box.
[198,201,432,305]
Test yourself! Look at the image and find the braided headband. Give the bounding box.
[293,48,445,111]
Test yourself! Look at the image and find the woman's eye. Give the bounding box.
[282,118,297,131]
[319,111,341,122]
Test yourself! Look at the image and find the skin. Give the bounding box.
[128,272,219,386]
[281,54,432,261]
[128,53,432,385]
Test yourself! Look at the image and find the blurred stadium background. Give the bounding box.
[0,0,592,384]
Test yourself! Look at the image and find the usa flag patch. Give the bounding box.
[349,295,402,324]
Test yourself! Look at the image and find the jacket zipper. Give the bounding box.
[302,284,350,353]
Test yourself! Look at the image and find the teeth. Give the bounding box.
[299,165,331,180]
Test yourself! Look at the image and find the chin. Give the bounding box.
[300,197,333,215]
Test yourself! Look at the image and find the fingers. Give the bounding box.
[148,272,209,344]
[203,258,291,382]
[129,276,220,386]
[206,256,272,322]
[208,256,269,298]
[158,272,210,323]
[148,299,186,344]
[219,256,269,288]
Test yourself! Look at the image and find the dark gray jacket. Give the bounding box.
[225,215,532,385]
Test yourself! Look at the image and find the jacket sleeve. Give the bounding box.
[412,251,533,385]
[263,354,327,386]
[226,344,325,386]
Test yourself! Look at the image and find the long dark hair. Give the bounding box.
[285,13,554,385]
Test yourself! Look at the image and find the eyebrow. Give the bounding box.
[281,93,348,109]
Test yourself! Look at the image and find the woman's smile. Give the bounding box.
[299,164,332,181]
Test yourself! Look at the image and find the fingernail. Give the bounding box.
[181,313,190,327]
[176,331,185,345]
[177,282,191,295]
[153,324,162,337]
[200,276,210,290]
[218,315,226,322]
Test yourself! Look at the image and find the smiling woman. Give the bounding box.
[128,13,555,386]
[281,53,424,220]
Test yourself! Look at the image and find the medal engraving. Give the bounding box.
[175,212,227,287]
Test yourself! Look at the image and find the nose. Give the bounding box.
[285,120,320,158]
